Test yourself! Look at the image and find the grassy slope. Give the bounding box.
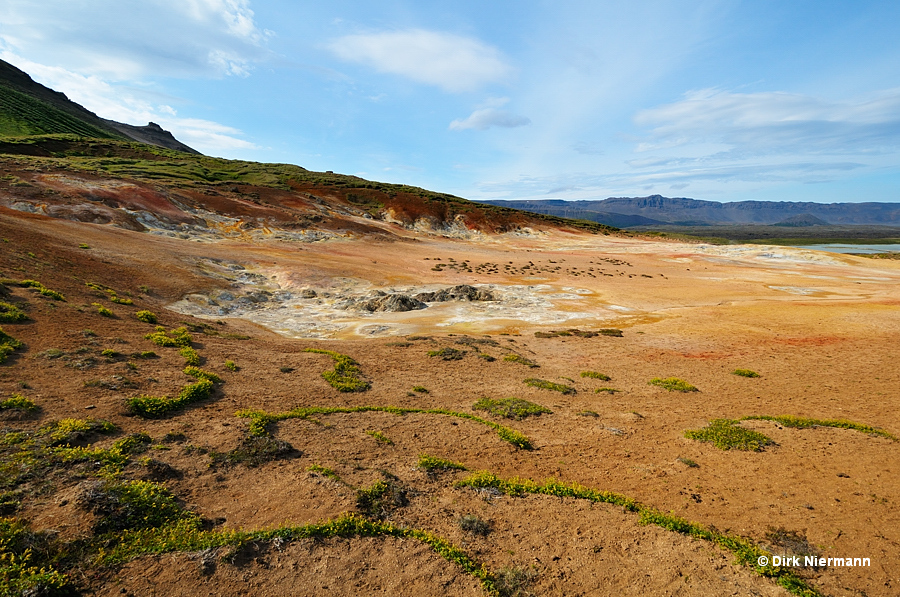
[0,86,123,140]
[0,135,619,234]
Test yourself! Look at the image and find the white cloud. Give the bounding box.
[634,88,900,155]
[328,29,512,92]
[449,108,530,131]
[0,51,258,154]
[0,0,270,80]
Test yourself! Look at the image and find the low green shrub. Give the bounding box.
[418,454,467,474]
[183,366,222,383]
[523,378,575,394]
[304,348,370,392]
[126,378,215,418]
[0,302,27,323]
[580,371,610,380]
[0,517,69,595]
[0,394,37,413]
[92,303,114,317]
[179,346,200,366]
[356,479,407,520]
[649,377,698,392]
[0,328,24,364]
[732,369,760,378]
[684,419,774,451]
[16,280,65,301]
[135,310,158,324]
[144,327,192,348]
[427,347,466,361]
[741,415,896,441]
[502,354,539,368]
[366,430,393,445]
[224,360,238,371]
[473,397,552,419]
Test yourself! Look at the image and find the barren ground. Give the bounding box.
[1,205,898,596]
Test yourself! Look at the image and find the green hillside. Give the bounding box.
[0,83,122,139]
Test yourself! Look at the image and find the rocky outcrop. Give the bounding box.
[414,284,495,302]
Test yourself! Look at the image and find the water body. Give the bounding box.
[797,244,900,254]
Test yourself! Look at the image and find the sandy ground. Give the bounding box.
[1,207,898,596]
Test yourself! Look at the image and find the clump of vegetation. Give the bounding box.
[132,351,157,359]
[306,464,342,482]
[733,369,760,378]
[580,371,610,381]
[125,378,216,418]
[412,386,429,393]
[356,479,408,520]
[135,310,158,324]
[224,360,238,371]
[13,280,65,301]
[458,514,491,536]
[0,327,24,364]
[649,377,698,392]
[0,302,27,323]
[502,354,538,368]
[417,454,467,474]
[210,435,297,468]
[595,387,620,394]
[577,410,600,417]
[236,405,534,450]
[183,366,222,383]
[741,415,896,441]
[457,471,822,596]
[598,328,624,337]
[366,430,393,445]
[100,349,118,357]
[144,326,192,348]
[473,397,552,420]
[0,394,37,414]
[684,419,774,451]
[0,517,70,595]
[303,348,370,392]
[92,303,114,317]
[477,353,496,362]
[77,478,199,533]
[677,457,699,468]
[523,378,575,394]
[179,346,201,366]
[494,566,537,596]
[427,347,466,361]
[279,366,294,373]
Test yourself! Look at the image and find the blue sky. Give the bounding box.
[2,1,899,203]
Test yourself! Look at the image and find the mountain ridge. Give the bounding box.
[0,58,198,154]
[481,195,900,227]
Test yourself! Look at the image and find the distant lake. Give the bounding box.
[793,243,900,254]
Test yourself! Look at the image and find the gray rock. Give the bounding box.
[414,285,495,303]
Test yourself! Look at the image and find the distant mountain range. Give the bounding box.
[480,196,900,227]
[0,58,197,154]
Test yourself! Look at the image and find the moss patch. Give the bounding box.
[304,348,370,392]
[523,378,575,394]
[684,419,774,451]
[649,377,698,392]
[472,397,552,419]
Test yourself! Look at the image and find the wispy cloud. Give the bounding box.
[328,29,512,93]
[0,0,271,79]
[634,88,900,155]
[449,109,530,131]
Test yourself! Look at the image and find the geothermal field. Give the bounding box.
[0,145,898,596]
